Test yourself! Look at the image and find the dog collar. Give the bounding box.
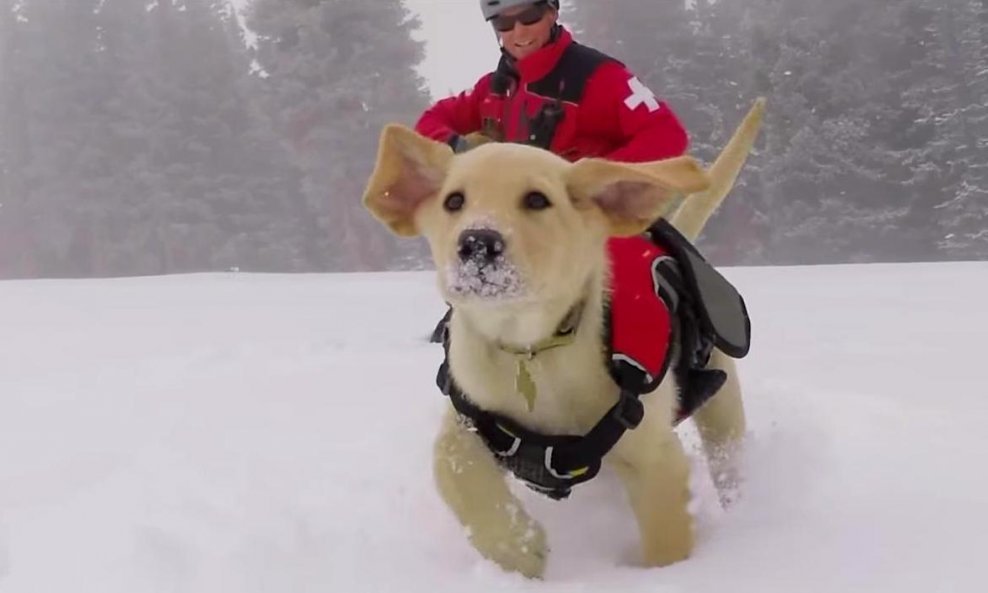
[495,300,585,358]
[496,301,585,411]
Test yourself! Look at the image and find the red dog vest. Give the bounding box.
[606,235,675,390]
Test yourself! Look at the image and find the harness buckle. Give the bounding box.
[611,390,644,429]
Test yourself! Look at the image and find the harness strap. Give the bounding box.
[484,42,616,149]
[526,43,616,150]
[436,339,644,500]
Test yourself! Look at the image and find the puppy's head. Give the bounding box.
[362,125,709,309]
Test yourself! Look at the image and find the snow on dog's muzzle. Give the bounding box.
[446,228,524,299]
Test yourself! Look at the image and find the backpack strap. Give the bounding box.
[524,42,618,150]
[527,42,618,103]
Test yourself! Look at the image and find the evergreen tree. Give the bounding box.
[569,0,988,265]
[245,0,433,271]
[0,0,310,278]
[2,0,982,277]
[9,0,113,276]
[855,0,988,262]
[925,0,988,259]
[0,0,33,275]
[134,0,306,275]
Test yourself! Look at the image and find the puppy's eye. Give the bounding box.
[522,191,552,211]
[443,192,465,212]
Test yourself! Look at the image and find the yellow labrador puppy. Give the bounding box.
[362,99,765,578]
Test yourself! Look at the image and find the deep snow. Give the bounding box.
[2,261,987,592]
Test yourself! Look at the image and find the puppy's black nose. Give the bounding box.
[458,229,505,264]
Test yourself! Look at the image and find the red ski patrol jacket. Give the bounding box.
[415,27,689,163]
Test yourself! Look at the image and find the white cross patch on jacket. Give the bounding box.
[624,76,660,112]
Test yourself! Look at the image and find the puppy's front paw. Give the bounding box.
[470,505,548,579]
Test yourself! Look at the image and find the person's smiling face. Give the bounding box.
[492,2,558,60]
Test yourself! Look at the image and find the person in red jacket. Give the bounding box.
[415,0,689,163]
[423,0,693,344]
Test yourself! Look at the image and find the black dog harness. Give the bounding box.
[435,220,751,500]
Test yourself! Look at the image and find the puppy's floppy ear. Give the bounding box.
[361,124,453,237]
[566,156,710,236]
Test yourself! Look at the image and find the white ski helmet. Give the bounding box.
[480,0,560,21]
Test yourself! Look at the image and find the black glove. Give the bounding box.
[447,132,493,154]
[447,134,470,153]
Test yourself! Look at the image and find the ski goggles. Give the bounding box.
[491,2,549,32]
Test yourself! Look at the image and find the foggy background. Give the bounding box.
[0,0,984,279]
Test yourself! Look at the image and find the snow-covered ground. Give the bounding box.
[2,261,987,592]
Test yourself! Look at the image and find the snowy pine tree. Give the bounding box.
[568,0,987,264]
[0,0,311,277]
[0,0,33,275]
[245,0,433,271]
[135,0,306,275]
[927,0,988,259]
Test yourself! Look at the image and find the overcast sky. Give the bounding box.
[403,0,502,98]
